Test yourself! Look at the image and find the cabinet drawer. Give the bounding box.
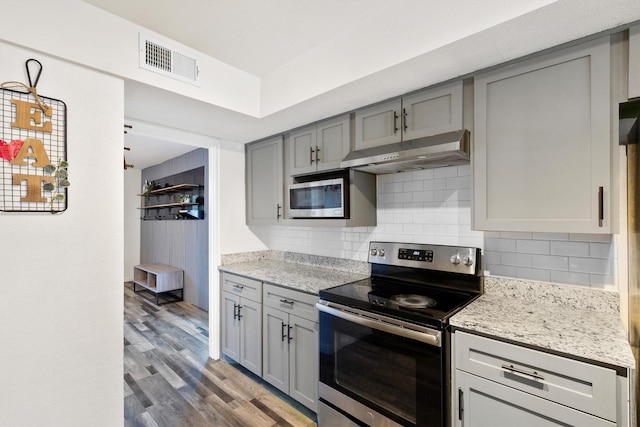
[454,331,617,422]
[221,272,262,302]
[456,370,615,427]
[263,283,318,322]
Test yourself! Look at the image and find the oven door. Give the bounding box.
[317,301,445,427]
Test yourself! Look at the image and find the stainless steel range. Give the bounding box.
[317,241,483,427]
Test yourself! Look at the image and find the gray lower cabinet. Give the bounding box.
[262,284,319,412]
[453,331,623,426]
[220,273,262,376]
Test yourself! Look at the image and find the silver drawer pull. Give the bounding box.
[279,299,294,305]
[501,364,545,382]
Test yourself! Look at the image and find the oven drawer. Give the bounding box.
[263,283,318,322]
[221,272,262,302]
[454,331,617,422]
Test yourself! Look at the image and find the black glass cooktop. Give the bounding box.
[319,276,479,329]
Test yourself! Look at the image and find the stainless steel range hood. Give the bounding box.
[340,129,470,174]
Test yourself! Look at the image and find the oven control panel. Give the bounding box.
[398,248,433,262]
[368,241,480,275]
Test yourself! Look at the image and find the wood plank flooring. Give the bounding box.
[124,282,317,427]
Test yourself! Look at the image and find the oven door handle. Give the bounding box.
[316,301,441,347]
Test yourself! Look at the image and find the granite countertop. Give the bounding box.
[220,251,635,371]
[450,277,635,371]
[218,251,370,295]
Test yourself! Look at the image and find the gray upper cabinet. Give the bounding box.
[354,81,463,150]
[289,114,350,176]
[246,136,284,224]
[473,37,613,233]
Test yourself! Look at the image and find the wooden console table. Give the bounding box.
[133,263,184,305]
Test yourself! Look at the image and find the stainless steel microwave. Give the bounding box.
[288,177,346,218]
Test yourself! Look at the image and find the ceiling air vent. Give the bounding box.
[139,34,200,86]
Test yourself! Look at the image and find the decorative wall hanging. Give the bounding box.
[0,59,68,213]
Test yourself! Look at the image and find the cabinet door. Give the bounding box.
[239,298,262,376]
[262,306,289,393]
[220,291,240,362]
[316,115,350,172]
[289,315,319,412]
[246,136,284,225]
[402,81,463,141]
[473,37,612,233]
[455,371,614,427]
[289,125,317,176]
[354,99,402,150]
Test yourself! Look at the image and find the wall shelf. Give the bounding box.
[139,167,205,220]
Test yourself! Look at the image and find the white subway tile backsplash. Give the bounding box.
[413,191,435,202]
[457,164,471,176]
[482,250,501,264]
[413,169,435,180]
[403,180,424,192]
[485,238,516,252]
[550,270,592,285]
[570,233,613,243]
[486,264,518,277]
[446,176,470,189]
[516,267,551,282]
[569,257,613,275]
[393,192,413,203]
[258,166,616,289]
[589,242,614,259]
[516,239,550,254]
[423,178,447,191]
[499,231,532,239]
[434,167,458,178]
[501,252,532,267]
[532,254,569,271]
[532,232,569,241]
[550,241,589,257]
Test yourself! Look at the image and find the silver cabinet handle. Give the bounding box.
[276,203,282,220]
[393,111,399,134]
[500,364,544,381]
[279,299,294,305]
[310,146,315,164]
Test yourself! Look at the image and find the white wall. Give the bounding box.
[0,43,124,426]
[219,142,268,254]
[124,168,141,281]
[0,0,259,118]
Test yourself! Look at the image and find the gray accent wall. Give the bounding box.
[141,148,209,310]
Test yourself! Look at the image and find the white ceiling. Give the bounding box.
[80,0,640,170]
